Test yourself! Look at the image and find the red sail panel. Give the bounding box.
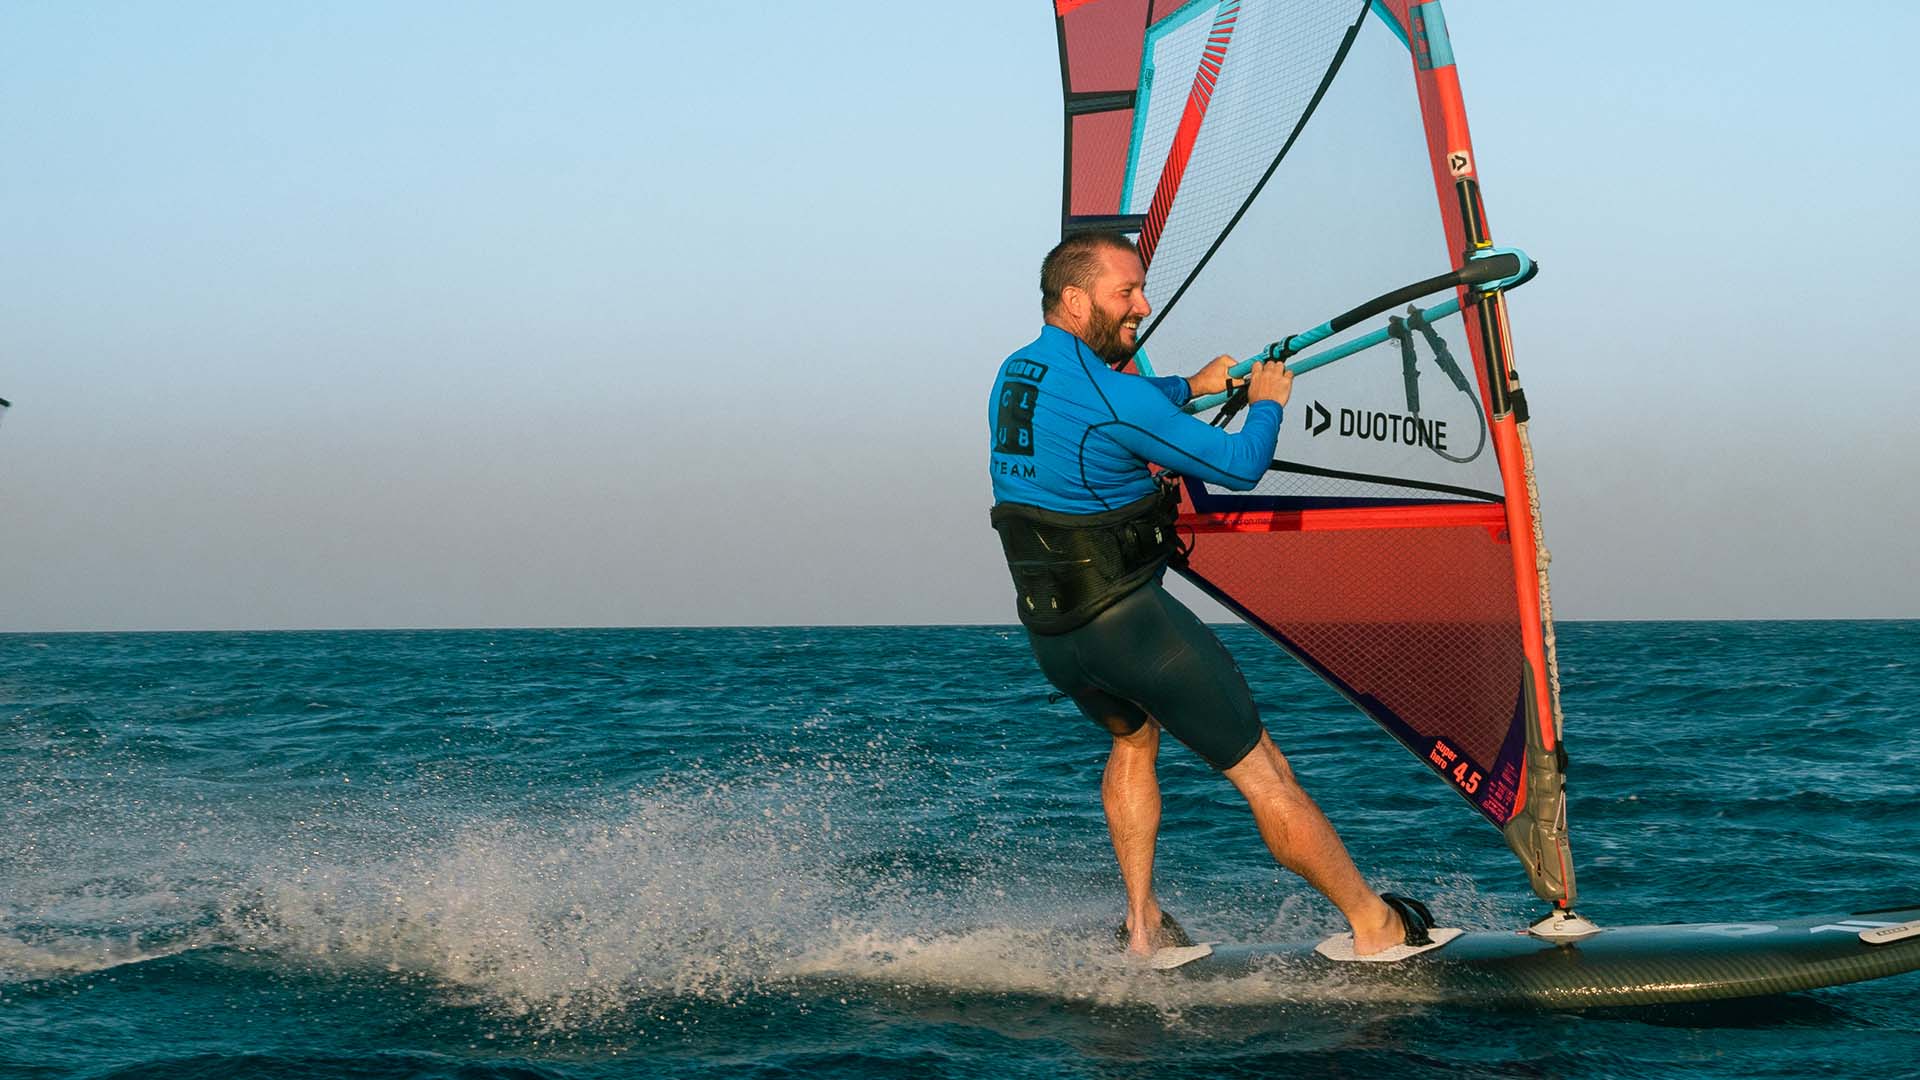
[1181,506,1527,825]
[1067,110,1137,218]
[1057,0,1150,88]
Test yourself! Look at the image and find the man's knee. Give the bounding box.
[1224,732,1297,789]
[1112,717,1160,750]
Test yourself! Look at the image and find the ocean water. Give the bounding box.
[2,621,1917,1079]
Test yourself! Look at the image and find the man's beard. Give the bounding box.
[1084,303,1138,366]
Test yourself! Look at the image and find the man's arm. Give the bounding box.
[1101,360,1292,491]
[1141,354,1234,407]
[1143,374,1190,407]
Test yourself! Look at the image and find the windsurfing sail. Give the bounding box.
[1053,0,1574,906]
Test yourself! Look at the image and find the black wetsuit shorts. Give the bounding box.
[1026,579,1263,770]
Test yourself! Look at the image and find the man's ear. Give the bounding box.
[1061,285,1088,322]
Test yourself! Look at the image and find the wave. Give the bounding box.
[2,761,1504,1028]
[0,931,214,981]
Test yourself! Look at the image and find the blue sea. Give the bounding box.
[3,622,1918,1079]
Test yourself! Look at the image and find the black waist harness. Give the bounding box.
[989,483,1184,636]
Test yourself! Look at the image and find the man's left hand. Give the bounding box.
[1185,354,1239,399]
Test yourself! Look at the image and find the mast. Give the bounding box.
[1389,0,1575,908]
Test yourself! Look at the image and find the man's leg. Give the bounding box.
[1223,732,1404,955]
[1103,718,1166,955]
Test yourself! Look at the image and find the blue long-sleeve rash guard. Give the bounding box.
[988,324,1282,513]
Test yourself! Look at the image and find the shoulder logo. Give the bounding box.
[1006,358,1049,383]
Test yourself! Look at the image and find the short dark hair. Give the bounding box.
[1040,231,1139,315]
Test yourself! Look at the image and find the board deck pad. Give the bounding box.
[1148,943,1213,970]
[1861,919,1920,945]
[1315,926,1464,963]
[1176,905,1920,1007]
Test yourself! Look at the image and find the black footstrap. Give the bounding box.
[1380,893,1436,947]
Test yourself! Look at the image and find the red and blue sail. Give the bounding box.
[1053,0,1575,905]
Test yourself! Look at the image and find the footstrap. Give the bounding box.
[1381,892,1435,947]
[1314,892,1461,963]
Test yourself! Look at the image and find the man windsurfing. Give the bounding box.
[988,230,1435,959]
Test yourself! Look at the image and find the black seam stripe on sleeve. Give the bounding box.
[1091,420,1264,489]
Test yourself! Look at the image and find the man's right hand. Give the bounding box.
[1244,360,1293,407]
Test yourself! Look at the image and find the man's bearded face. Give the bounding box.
[1079,247,1150,366]
[1084,297,1141,365]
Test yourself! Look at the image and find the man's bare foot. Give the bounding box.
[1118,910,1193,956]
[1350,896,1406,956]
[1122,905,1165,955]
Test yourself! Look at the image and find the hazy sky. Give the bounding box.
[3,1,1916,631]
